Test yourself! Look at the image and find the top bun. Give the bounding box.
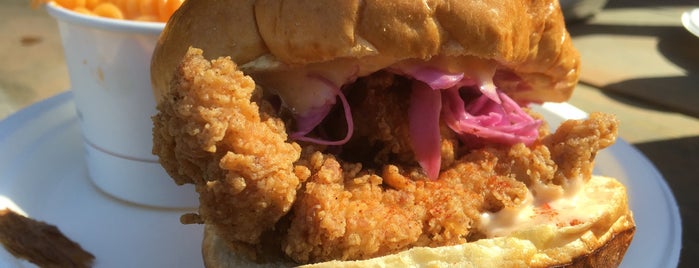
[151,0,579,104]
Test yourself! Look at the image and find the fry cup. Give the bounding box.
[45,3,197,208]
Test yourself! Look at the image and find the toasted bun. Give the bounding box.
[151,0,579,104]
[201,175,635,267]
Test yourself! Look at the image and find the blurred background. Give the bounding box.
[1,0,698,266]
[565,0,699,266]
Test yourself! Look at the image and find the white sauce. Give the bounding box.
[478,176,605,238]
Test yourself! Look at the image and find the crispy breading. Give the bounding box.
[283,113,617,263]
[544,112,619,184]
[283,145,540,263]
[152,48,619,264]
[152,48,310,248]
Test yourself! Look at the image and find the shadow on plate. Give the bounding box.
[600,75,699,118]
[633,135,699,268]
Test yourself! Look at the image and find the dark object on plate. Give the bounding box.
[560,0,609,22]
[0,209,95,268]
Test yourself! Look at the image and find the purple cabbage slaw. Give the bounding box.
[288,61,541,180]
[288,74,354,146]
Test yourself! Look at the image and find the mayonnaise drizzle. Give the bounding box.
[478,176,598,238]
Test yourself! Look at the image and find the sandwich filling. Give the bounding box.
[245,56,541,179]
[153,48,621,264]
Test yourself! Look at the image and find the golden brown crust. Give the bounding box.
[151,0,579,104]
[152,48,309,246]
[151,0,265,102]
[562,227,635,268]
[201,176,635,268]
[202,227,637,268]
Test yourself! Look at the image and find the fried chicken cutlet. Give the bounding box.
[152,48,619,264]
[152,48,310,253]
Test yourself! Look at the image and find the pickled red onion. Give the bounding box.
[408,81,443,180]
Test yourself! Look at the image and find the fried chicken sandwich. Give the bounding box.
[150,0,635,266]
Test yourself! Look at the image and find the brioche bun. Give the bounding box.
[202,176,635,267]
[151,0,579,104]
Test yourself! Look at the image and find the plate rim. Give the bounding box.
[682,8,699,38]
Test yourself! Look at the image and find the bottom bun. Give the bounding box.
[202,175,635,267]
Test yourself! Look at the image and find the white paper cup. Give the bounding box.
[46,3,197,208]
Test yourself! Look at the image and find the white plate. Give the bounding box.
[0,92,203,267]
[0,93,681,267]
[682,8,699,38]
